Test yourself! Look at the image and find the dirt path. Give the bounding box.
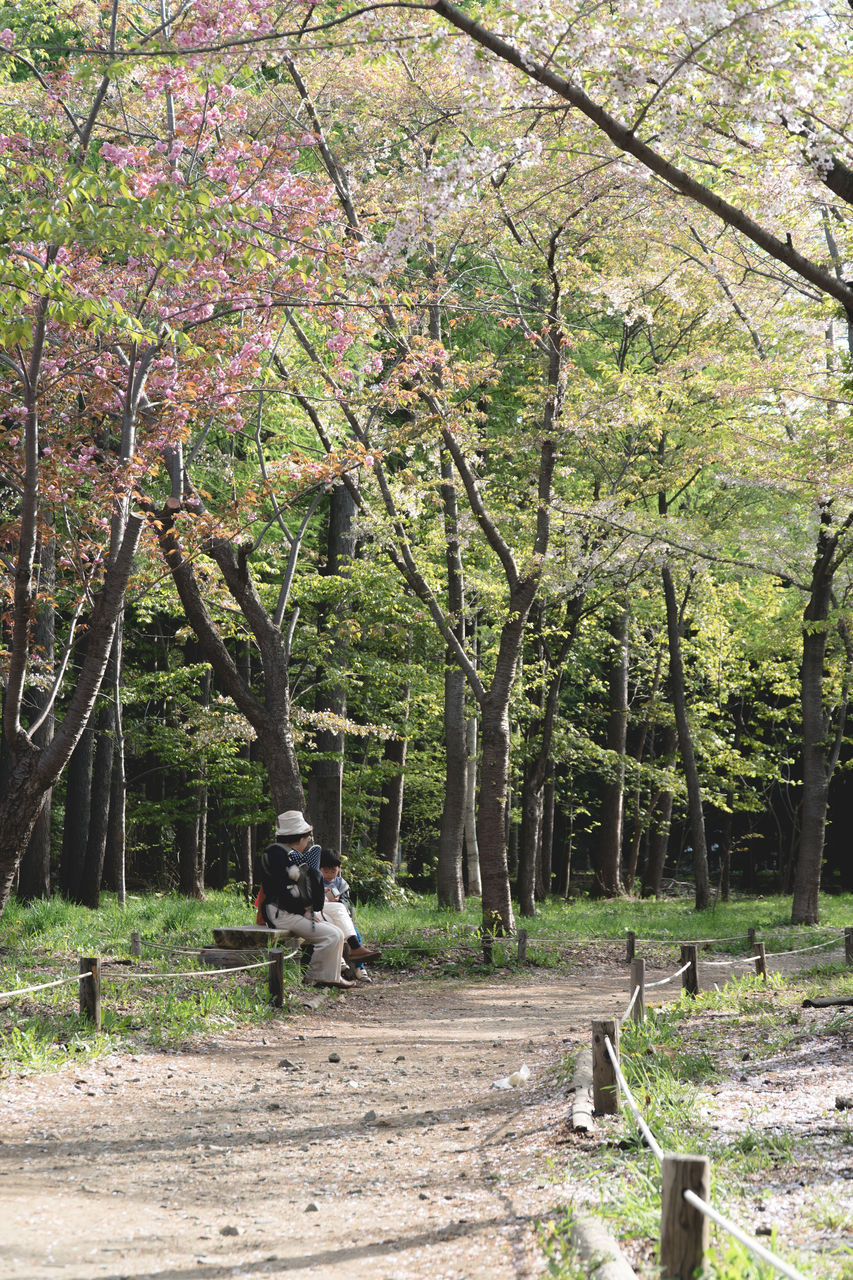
[0,949,847,1280]
[0,967,649,1280]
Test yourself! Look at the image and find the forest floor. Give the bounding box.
[0,945,850,1280]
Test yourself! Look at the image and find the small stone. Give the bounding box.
[836,1095,853,1111]
[278,1058,297,1070]
[363,1109,377,1123]
[329,1052,341,1063]
[220,1225,242,1236]
[305,1201,320,1213]
[418,1191,430,1200]
[755,1225,772,1237]
[395,1055,405,1062]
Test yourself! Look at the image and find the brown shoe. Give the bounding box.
[347,945,381,962]
[313,978,356,989]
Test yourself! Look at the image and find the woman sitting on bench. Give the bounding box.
[258,810,354,989]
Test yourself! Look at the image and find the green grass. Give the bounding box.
[0,888,850,1079]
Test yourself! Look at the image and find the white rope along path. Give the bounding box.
[683,1190,812,1280]
[0,970,93,1002]
[603,1034,664,1163]
[645,959,692,987]
[602,1034,824,1278]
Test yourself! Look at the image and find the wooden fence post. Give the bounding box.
[268,950,284,1008]
[591,1018,620,1114]
[516,929,528,964]
[660,1153,710,1279]
[630,956,646,1024]
[79,957,101,1030]
[626,930,636,963]
[747,927,756,952]
[753,941,767,981]
[130,931,141,957]
[680,944,699,997]
[482,932,493,966]
[845,928,853,965]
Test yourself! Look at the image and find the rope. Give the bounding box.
[703,953,763,968]
[762,936,840,958]
[603,1035,664,1163]
[622,983,640,1023]
[0,970,92,1002]
[645,960,692,988]
[683,1190,811,1280]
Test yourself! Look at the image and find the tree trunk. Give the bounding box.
[437,662,467,908]
[464,714,481,895]
[517,758,541,917]
[60,722,94,902]
[538,774,555,898]
[478,689,516,935]
[661,563,711,910]
[596,606,629,897]
[77,691,116,908]
[153,508,305,816]
[0,507,143,918]
[376,731,408,868]
[792,523,835,924]
[17,536,56,902]
[309,484,357,849]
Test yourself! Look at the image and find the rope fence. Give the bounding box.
[0,969,94,1002]
[597,1023,815,1279]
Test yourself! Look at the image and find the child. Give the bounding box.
[319,848,380,983]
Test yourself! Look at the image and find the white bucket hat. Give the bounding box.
[275,809,312,839]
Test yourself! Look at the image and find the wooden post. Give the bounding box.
[267,950,284,1008]
[630,956,646,1024]
[626,929,636,963]
[680,943,699,997]
[516,929,528,964]
[753,941,767,981]
[591,1018,620,1114]
[79,957,101,1030]
[747,927,756,952]
[482,932,493,966]
[130,931,141,957]
[660,1153,710,1279]
[845,927,853,965]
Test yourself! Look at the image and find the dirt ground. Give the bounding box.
[0,950,849,1280]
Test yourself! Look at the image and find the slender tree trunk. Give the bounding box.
[376,730,408,868]
[18,537,56,901]
[464,714,481,895]
[538,774,555,898]
[596,606,629,897]
[437,662,467,908]
[478,689,516,934]
[104,620,127,904]
[78,688,116,908]
[310,484,357,848]
[793,584,832,923]
[517,758,541,917]
[661,563,711,909]
[436,444,467,910]
[61,722,94,901]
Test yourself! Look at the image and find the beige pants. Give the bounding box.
[263,903,345,983]
[320,900,356,942]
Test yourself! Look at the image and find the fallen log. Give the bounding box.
[802,996,853,1008]
[570,1047,595,1134]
